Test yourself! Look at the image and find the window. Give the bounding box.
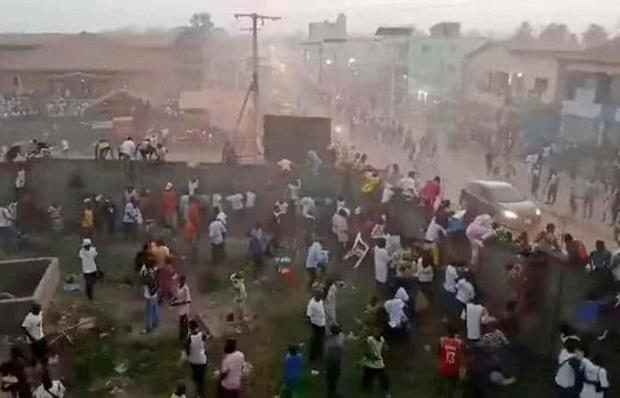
[447,64,456,74]
[421,44,430,53]
[533,78,549,94]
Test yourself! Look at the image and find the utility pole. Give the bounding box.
[234,12,280,159]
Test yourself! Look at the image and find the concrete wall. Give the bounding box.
[0,159,348,223]
[0,257,59,335]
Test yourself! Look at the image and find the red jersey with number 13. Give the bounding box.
[439,337,463,376]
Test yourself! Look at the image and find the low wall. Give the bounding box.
[0,257,59,336]
[0,159,348,224]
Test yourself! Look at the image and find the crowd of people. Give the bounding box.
[1,105,620,398]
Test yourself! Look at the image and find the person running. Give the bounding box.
[21,303,47,362]
[360,330,391,397]
[219,339,245,398]
[325,324,345,398]
[208,214,227,264]
[282,345,303,398]
[140,262,160,333]
[580,353,609,398]
[305,238,326,290]
[171,275,191,340]
[373,238,390,296]
[186,320,208,398]
[0,346,30,398]
[78,238,98,301]
[306,291,326,374]
[554,335,583,398]
[437,324,464,397]
[461,298,495,343]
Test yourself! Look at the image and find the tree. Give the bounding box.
[539,23,571,45]
[582,23,608,48]
[190,12,214,30]
[513,22,534,42]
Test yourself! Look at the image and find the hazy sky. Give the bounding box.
[2,0,620,35]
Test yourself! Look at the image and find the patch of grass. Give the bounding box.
[72,333,185,397]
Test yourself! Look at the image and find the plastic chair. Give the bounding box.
[344,232,370,269]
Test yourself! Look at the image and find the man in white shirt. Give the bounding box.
[209,217,227,264]
[580,354,609,398]
[171,275,191,340]
[455,274,475,313]
[118,137,136,160]
[374,238,390,291]
[554,337,583,397]
[299,196,316,220]
[384,297,407,329]
[22,303,46,361]
[226,193,245,211]
[460,300,494,341]
[398,171,419,201]
[305,239,326,290]
[186,320,208,398]
[78,238,98,301]
[306,292,326,371]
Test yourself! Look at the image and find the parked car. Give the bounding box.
[459,180,541,230]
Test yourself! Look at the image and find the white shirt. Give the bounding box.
[226,194,245,211]
[299,196,316,219]
[443,264,458,293]
[209,220,227,245]
[33,380,66,398]
[417,265,434,283]
[288,180,301,201]
[78,246,98,274]
[384,298,407,328]
[216,211,228,225]
[175,284,191,316]
[15,169,25,188]
[374,247,390,283]
[306,297,326,327]
[221,351,245,390]
[555,349,581,388]
[455,279,475,304]
[122,202,140,224]
[0,207,13,227]
[394,287,410,303]
[460,303,489,340]
[188,179,199,196]
[580,358,609,398]
[398,176,418,197]
[22,312,44,341]
[119,139,136,158]
[612,249,620,281]
[245,191,256,208]
[381,185,394,204]
[188,332,207,365]
[424,218,445,243]
[212,194,223,209]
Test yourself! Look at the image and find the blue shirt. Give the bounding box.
[305,242,323,269]
[284,353,303,387]
[590,249,611,270]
